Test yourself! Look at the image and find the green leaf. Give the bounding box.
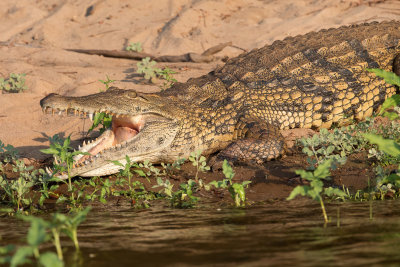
[0,244,15,255]
[324,187,347,197]
[286,185,310,200]
[382,111,399,120]
[242,181,252,187]
[363,133,400,157]
[231,184,245,201]
[295,169,313,180]
[10,246,33,267]
[366,68,400,87]
[313,159,333,179]
[310,179,323,193]
[378,94,400,116]
[70,207,91,226]
[63,137,71,148]
[208,180,227,189]
[39,252,64,267]
[222,160,235,180]
[40,148,60,155]
[111,160,124,167]
[27,219,48,247]
[379,173,400,187]
[302,147,314,156]
[134,169,146,177]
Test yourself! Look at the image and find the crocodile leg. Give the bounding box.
[212,118,285,168]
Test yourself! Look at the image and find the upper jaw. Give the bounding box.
[39,89,154,120]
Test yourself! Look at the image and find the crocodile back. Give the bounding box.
[216,21,400,129]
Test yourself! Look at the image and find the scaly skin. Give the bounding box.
[40,21,400,178]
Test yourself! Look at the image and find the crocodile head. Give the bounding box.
[40,88,181,178]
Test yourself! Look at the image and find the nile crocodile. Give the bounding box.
[40,21,400,178]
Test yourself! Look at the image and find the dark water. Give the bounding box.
[3,200,400,266]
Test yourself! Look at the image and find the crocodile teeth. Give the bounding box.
[45,167,52,175]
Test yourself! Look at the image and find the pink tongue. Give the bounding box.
[113,127,138,145]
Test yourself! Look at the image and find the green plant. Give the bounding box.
[136,58,177,89]
[363,133,400,193]
[0,174,34,211]
[52,207,91,251]
[299,127,364,169]
[366,69,400,119]
[377,94,400,120]
[99,75,115,91]
[153,177,174,199]
[367,68,400,86]
[0,142,52,212]
[188,150,210,181]
[112,156,135,185]
[0,141,19,163]
[0,157,43,211]
[208,160,251,207]
[161,158,185,175]
[0,216,63,267]
[154,177,199,208]
[0,209,89,266]
[287,159,346,223]
[172,179,199,208]
[37,172,60,207]
[126,42,143,52]
[87,112,113,135]
[88,77,115,133]
[137,57,160,80]
[40,135,89,191]
[98,178,112,204]
[0,73,28,93]
[158,67,177,90]
[111,156,157,207]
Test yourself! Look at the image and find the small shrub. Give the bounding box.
[208,160,251,207]
[98,75,115,92]
[0,208,90,266]
[188,150,210,181]
[287,159,346,223]
[0,73,28,93]
[126,42,142,52]
[136,57,177,89]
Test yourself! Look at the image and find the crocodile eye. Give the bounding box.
[127,90,137,98]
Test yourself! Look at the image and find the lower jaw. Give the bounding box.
[75,162,124,177]
[73,126,138,165]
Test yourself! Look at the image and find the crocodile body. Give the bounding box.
[40,21,400,178]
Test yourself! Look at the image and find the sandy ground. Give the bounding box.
[0,0,400,161]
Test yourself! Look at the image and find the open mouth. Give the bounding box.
[73,114,145,165]
[42,106,145,167]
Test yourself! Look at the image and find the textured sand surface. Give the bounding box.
[0,0,399,159]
